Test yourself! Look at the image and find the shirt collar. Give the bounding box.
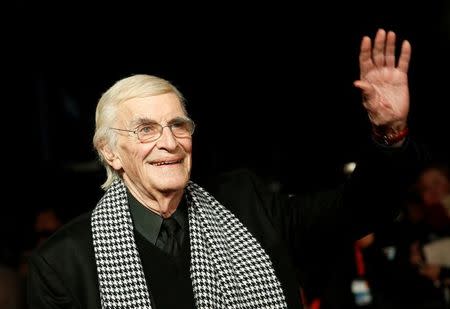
[127,190,188,245]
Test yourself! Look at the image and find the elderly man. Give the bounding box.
[28,29,425,309]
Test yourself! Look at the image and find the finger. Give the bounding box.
[385,31,396,68]
[359,36,374,77]
[372,28,386,67]
[397,40,411,73]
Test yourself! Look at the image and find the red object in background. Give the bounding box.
[310,298,321,309]
[354,243,366,277]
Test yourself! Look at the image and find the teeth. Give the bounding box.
[153,160,181,166]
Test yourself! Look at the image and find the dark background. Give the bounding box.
[3,2,450,257]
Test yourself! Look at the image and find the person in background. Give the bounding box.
[27,29,426,309]
[417,164,450,236]
[412,164,450,307]
[19,207,63,277]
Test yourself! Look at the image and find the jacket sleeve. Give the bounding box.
[251,137,428,272]
[27,252,78,309]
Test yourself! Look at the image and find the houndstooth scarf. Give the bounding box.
[91,178,287,308]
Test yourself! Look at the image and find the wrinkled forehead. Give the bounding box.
[116,94,186,125]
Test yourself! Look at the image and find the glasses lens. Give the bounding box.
[135,119,195,142]
[137,123,160,141]
[171,119,195,137]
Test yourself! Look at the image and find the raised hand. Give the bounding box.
[354,29,411,131]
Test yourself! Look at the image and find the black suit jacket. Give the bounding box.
[27,140,425,309]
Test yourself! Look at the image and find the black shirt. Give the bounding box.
[128,191,188,251]
[127,191,195,308]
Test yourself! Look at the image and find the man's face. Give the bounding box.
[110,93,192,198]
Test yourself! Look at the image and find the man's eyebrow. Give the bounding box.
[129,117,157,127]
[168,116,190,123]
[129,116,189,127]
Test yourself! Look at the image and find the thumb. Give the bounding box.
[353,80,375,98]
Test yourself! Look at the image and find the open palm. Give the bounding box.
[354,29,411,129]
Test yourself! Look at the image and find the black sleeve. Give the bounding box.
[243,137,428,292]
[27,252,78,309]
[265,138,427,254]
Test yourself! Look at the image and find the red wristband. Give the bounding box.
[372,126,409,146]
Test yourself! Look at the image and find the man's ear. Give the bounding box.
[100,144,122,170]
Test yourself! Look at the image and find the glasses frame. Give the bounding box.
[110,118,195,143]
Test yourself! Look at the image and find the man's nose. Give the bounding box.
[156,126,178,149]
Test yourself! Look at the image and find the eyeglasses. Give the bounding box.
[110,118,195,143]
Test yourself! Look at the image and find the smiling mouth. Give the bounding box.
[150,159,183,166]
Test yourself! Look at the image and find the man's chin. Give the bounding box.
[155,178,188,194]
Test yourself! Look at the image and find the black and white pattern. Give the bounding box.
[92,179,287,309]
[187,181,287,309]
[92,179,152,308]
